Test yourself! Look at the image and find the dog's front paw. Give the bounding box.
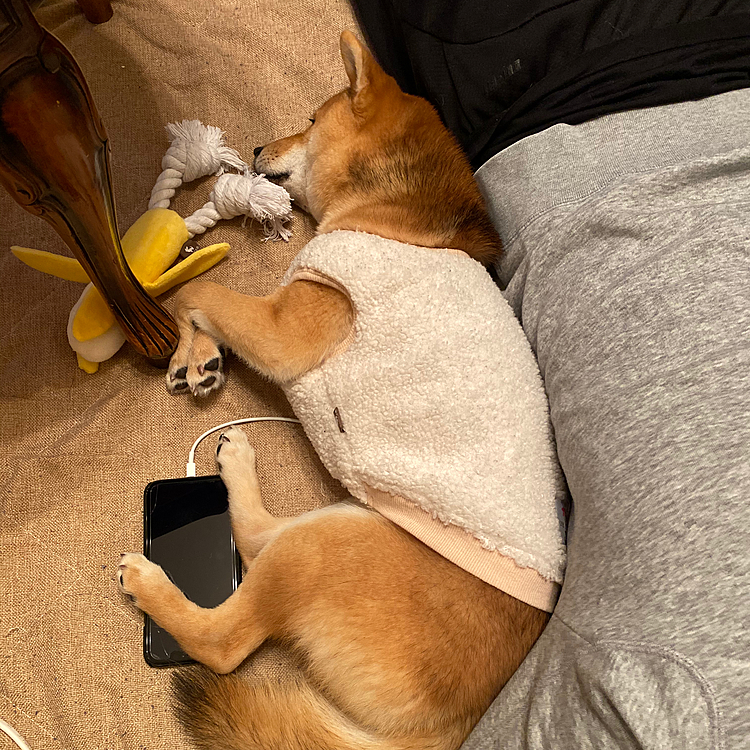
[166,334,226,397]
[118,553,172,610]
[216,427,256,470]
[216,427,262,503]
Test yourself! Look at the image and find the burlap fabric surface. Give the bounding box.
[0,0,357,746]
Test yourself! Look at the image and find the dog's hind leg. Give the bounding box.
[118,507,357,674]
[119,551,274,673]
[215,426,295,562]
[165,278,352,394]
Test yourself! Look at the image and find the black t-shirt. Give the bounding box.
[351,0,750,168]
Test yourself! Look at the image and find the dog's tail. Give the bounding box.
[172,668,448,750]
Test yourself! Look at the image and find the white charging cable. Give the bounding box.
[185,416,302,477]
[0,719,31,750]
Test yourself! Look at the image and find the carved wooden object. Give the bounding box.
[0,0,179,364]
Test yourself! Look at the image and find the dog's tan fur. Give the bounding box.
[119,32,549,750]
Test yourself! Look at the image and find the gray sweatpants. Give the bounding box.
[465,88,750,749]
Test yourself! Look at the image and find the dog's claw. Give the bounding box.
[217,432,230,456]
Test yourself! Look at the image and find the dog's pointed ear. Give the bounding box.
[340,30,387,117]
[340,31,395,117]
[340,31,369,94]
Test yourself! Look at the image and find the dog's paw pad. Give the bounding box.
[166,363,190,395]
[187,368,225,397]
[185,340,226,397]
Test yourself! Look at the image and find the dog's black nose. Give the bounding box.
[253,146,263,158]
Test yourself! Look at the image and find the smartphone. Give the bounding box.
[142,475,242,667]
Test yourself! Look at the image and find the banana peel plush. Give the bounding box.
[12,208,228,373]
[10,120,292,375]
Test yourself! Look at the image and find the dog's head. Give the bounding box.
[254,31,402,218]
[254,31,501,263]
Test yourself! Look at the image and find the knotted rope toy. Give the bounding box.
[149,120,292,242]
[11,120,293,372]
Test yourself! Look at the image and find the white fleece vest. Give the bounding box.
[281,231,566,611]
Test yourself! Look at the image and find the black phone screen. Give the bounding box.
[143,475,242,667]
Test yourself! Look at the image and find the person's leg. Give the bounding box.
[464,88,750,748]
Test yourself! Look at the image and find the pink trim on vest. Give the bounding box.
[366,487,560,612]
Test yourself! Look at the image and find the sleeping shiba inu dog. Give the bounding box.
[118,31,565,750]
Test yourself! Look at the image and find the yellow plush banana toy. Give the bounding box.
[12,209,228,373]
[10,120,292,374]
